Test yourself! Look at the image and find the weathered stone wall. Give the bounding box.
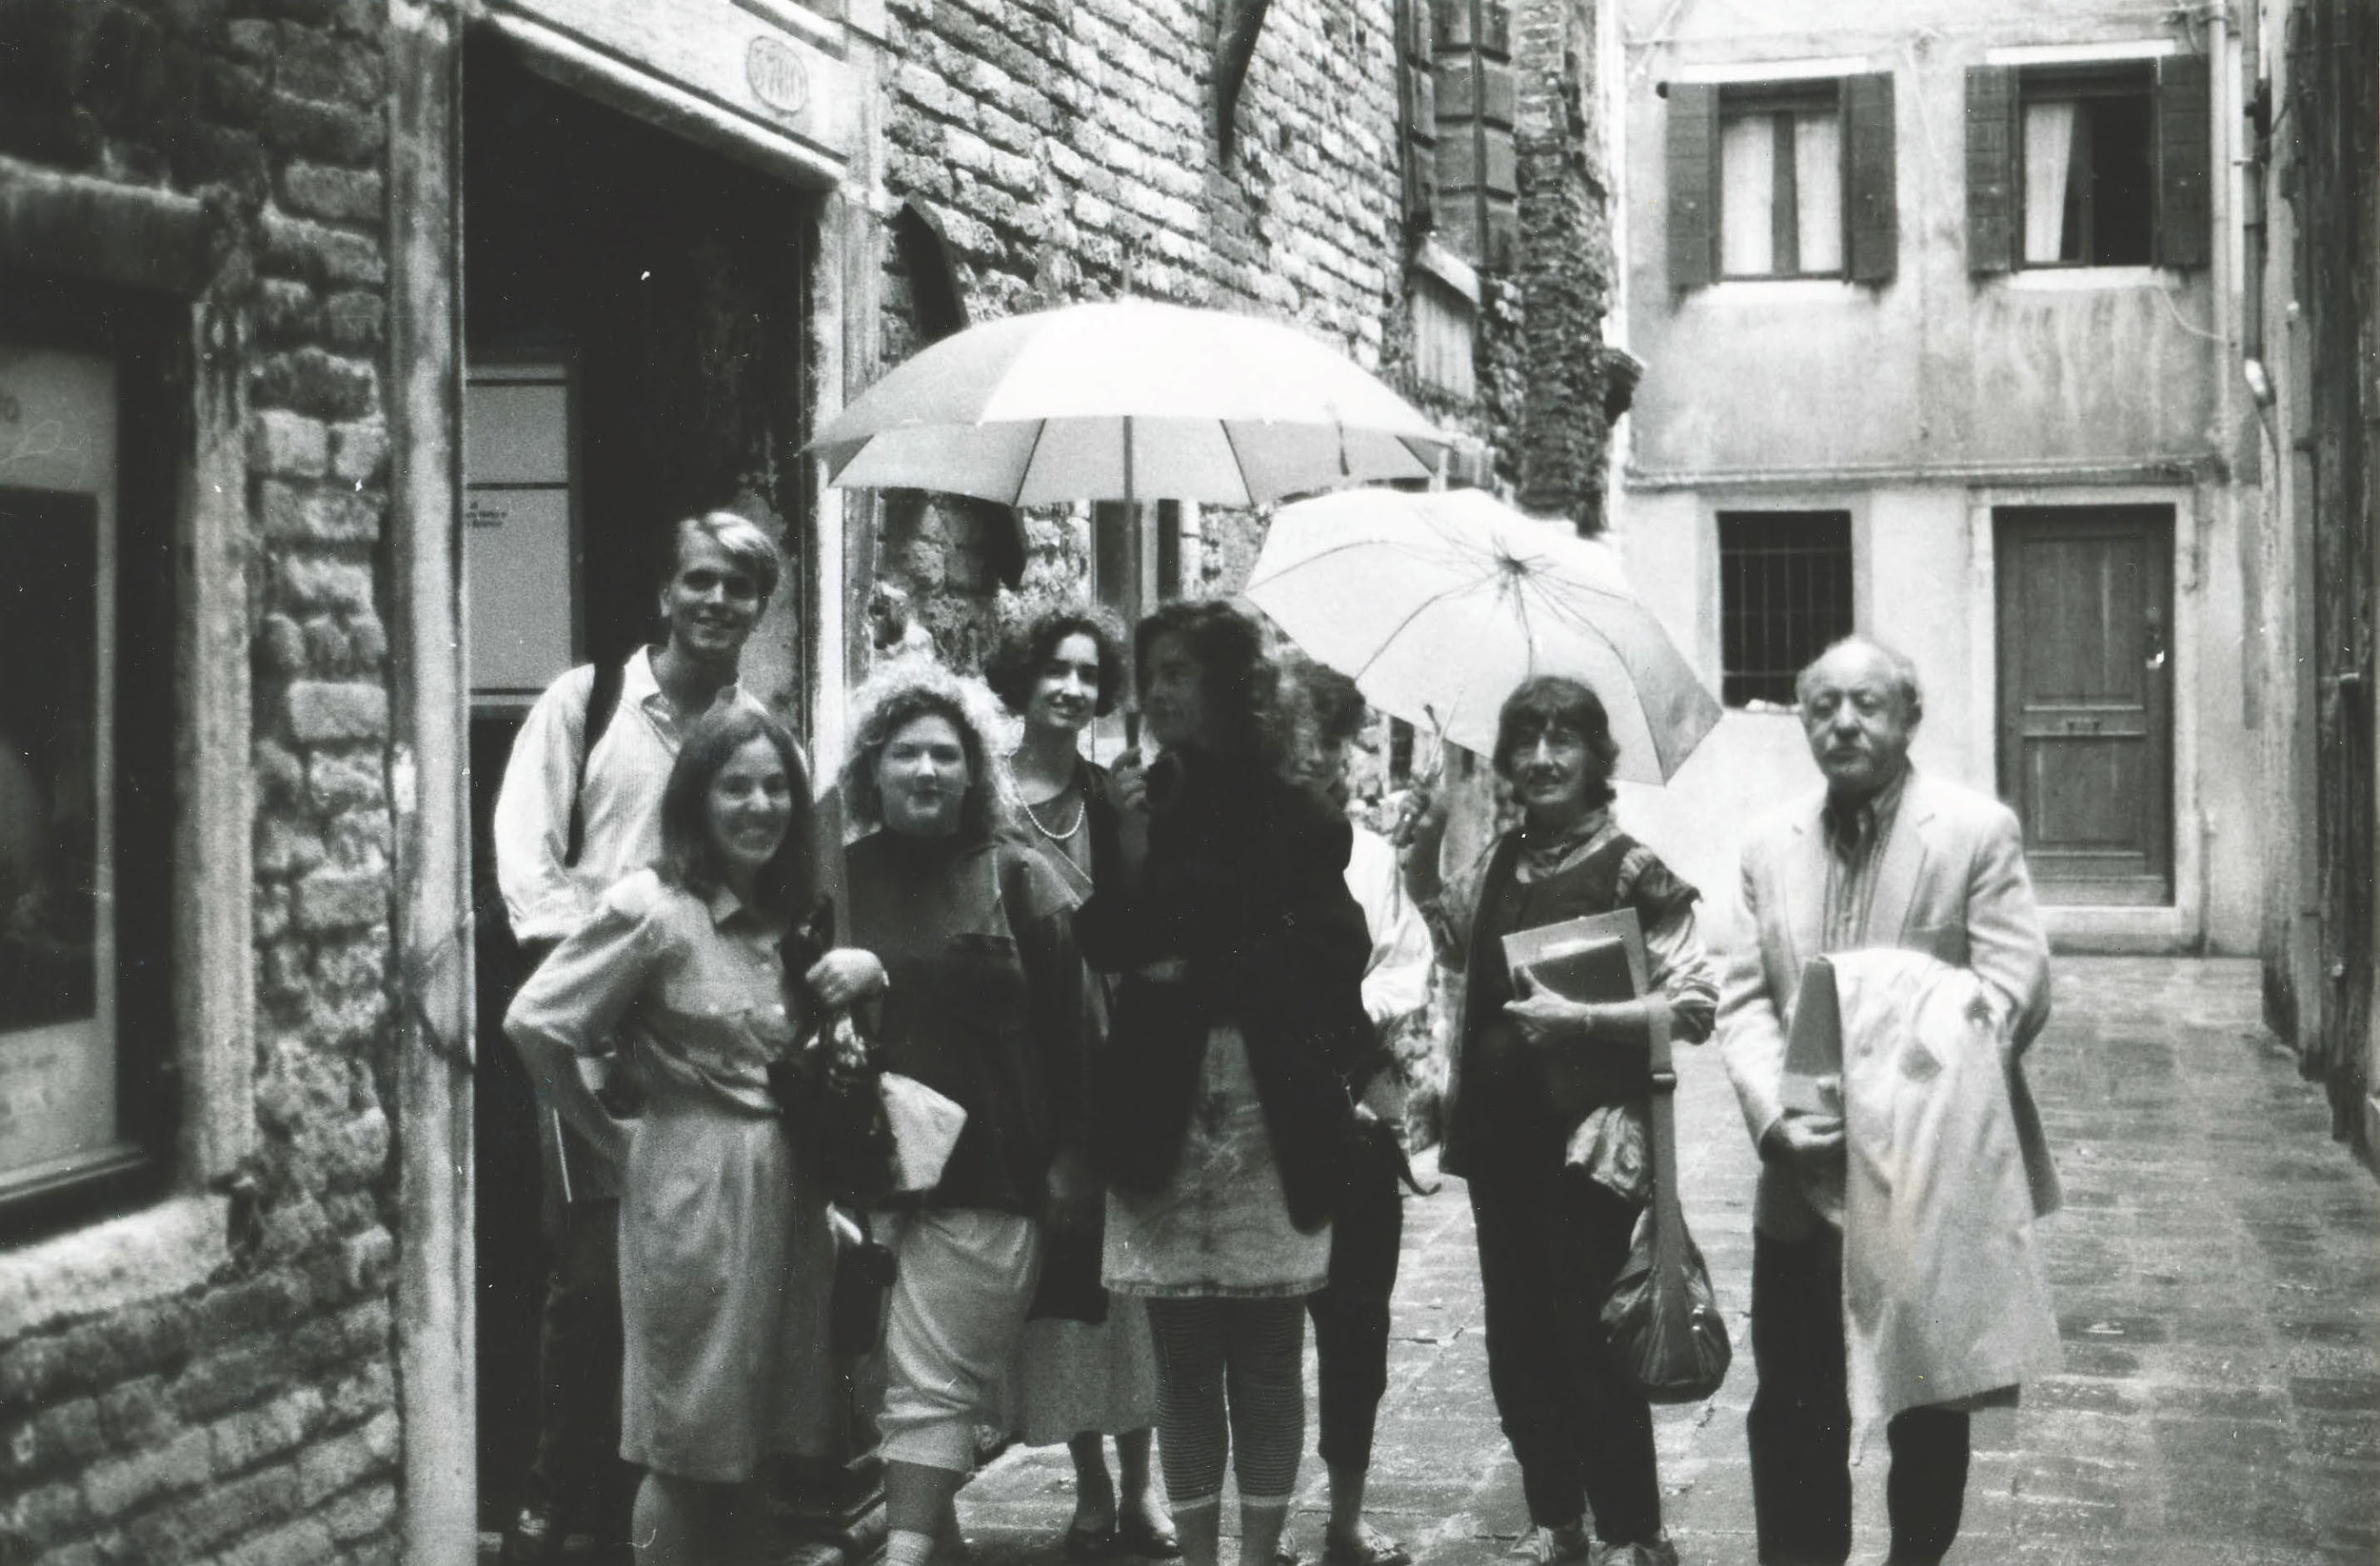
[0,2,405,1561]
[1512,0,1618,531]
[874,0,1508,659]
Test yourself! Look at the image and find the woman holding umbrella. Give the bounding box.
[1077,601,1378,1566]
[985,607,1177,1560]
[1399,676,1717,1566]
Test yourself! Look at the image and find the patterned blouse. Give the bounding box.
[1421,808,1718,1201]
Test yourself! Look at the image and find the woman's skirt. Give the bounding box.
[619,1096,837,1483]
[1005,1300,1160,1444]
[1102,1024,1332,1299]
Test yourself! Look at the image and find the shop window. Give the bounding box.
[1717,510,1853,708]
[1966,54,2209,273]
[0,294,181,1237]
[1667,73,1896,288]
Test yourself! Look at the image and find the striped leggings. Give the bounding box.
[1145,1297,1307,1510]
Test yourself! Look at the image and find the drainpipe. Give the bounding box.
[2240,0,2276,428]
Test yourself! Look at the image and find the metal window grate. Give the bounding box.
[1718,510,1854,707]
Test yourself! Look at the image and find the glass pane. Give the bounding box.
[1719,112,1776,276]
[1795,109,1843,273]
[2022,101,2079,263]
[0,345,121,1197]
[2085,93,2155,266]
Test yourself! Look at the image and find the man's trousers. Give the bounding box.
[1748,1224,1970,1566]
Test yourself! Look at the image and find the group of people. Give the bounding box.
[489,508,2058,1566]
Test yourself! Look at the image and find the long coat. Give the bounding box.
[1073,746,1375,1233]
[1716,769,2059,1242]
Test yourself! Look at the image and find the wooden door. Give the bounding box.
[1994,505,2174,903]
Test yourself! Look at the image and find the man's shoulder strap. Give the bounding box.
[563,656,629,869]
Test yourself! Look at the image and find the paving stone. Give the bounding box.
[950,960,2379,1564]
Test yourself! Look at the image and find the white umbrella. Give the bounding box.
[808,300,1451,506]
[1246,487,1722,783]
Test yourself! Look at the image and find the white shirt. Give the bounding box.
[492,647,767,944]
[1346,824,1433,1030]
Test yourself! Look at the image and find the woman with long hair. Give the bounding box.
[838,665,1097,1566]
[984,608,1178,1559]
[506,707,864,1565]
[1078,601,1377,1566]
[1400,676,1717,1566]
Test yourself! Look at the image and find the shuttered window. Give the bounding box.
[1668,73,1894,288]
[1435,0,1517,270]
[1966,56,2210,272]
[1398,0,1438,236]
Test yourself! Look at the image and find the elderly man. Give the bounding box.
[1717,637,2055,1566]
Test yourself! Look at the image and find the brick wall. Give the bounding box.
[0,3,405,1562]
[875,0,1517,658]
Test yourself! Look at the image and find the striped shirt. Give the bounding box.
[1821,767,1910,952]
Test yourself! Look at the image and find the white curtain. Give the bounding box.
[1720,114,1775,275]
[1795,110,1844,273]
[2022,101,2077,264]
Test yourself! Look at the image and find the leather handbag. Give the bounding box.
[1599,1006,1733,1403]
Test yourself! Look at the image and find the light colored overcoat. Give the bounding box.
[1717,769,2060,1242]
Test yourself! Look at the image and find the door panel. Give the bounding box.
[1995,506,2174,904]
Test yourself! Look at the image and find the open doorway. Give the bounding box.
[460,31,820,1542]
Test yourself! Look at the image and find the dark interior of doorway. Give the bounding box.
[462,31,815,1532]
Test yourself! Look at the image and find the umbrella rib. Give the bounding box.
[1219,421,1256,508]
[1345,562,1517,684]
[1517,576,1646,668]
[1011,417,1053,507]
[1244,533,1473,593]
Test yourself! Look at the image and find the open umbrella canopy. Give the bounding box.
[808,300,1451,506]
[1246,487,1722,783]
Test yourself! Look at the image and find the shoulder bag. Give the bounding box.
[1599,1005,1733,1402]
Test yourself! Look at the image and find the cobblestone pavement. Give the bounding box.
[957,959,2380,1566]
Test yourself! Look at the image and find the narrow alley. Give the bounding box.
[958,959,2380,1566]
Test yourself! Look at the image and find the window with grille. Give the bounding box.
[1718,510,1854,708]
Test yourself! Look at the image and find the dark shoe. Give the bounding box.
[1116,1511,1181,1559]
[1589,1539,1679,1566]
[1321,1525,1413,1566]
[498,1507,562,1566]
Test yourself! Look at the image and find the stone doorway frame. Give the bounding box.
[384,2,883,1557]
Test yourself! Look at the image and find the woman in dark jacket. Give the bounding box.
[986,607,1176,1559]
[1401,676,1717,1566]
[1076,602,1375,1566]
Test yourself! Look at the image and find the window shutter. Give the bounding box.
[1843,71,1897,284]
[1666,81,1717,289]
[1398,0,1438,232]
[1964,65,2017,274]
[2157,52,2211,268]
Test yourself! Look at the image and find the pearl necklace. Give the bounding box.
[1021,790,1087,842]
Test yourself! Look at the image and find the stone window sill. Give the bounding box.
[0,1193,229,1341]
[1997,267,2182,292]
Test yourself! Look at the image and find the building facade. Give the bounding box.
[2239,0,2378,1169]
[1606,0,2262,960]
[0,0,1623,1559]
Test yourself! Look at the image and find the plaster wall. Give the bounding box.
[1610,481,2263,955]
[1619,0,2223,484]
